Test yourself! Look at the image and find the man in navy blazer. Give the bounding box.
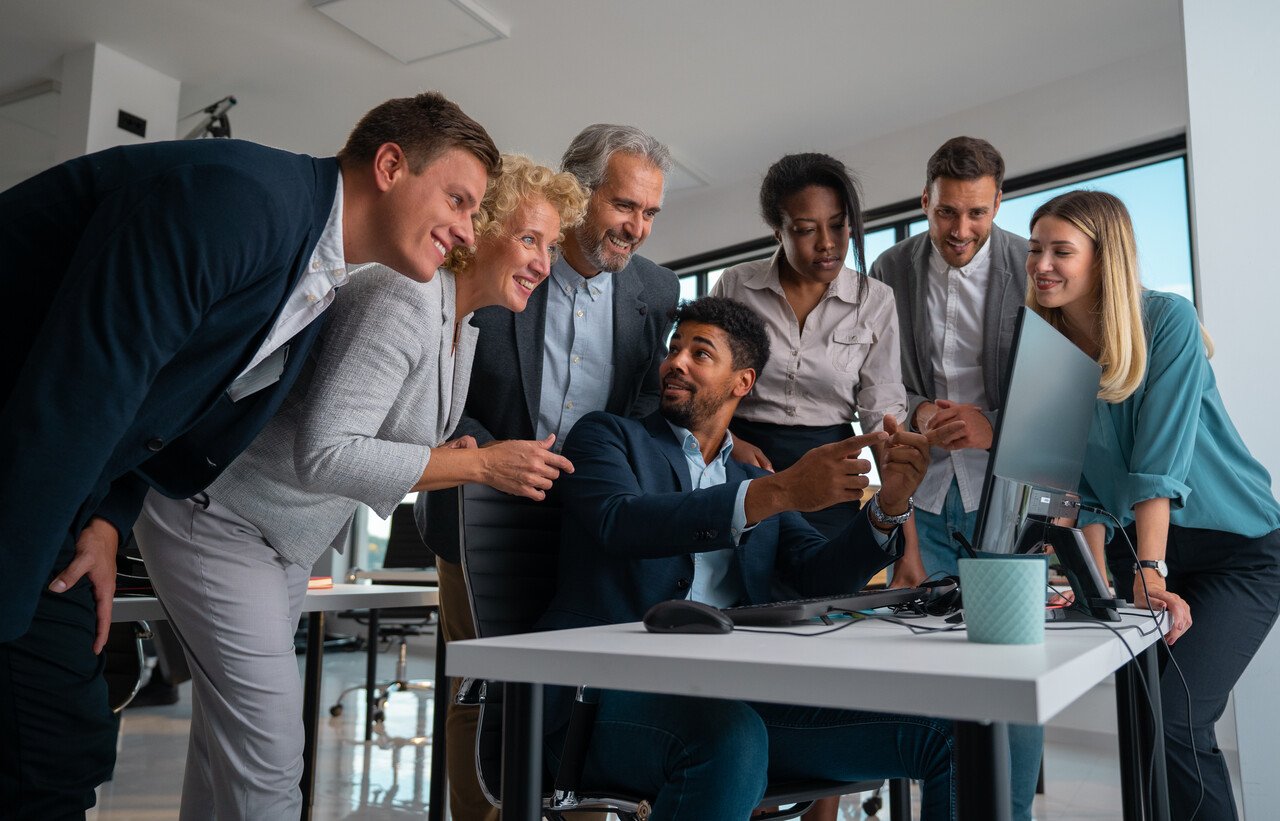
[537,297,956,821]
[0,91,499,815]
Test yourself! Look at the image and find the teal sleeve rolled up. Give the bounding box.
[1082,291,1280,538]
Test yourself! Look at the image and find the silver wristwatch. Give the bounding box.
[1135,559,1168,578]
[868,493,913,528]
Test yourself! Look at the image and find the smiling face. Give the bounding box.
[571,152,664,274]
[1027,214,1100,314]
[776,185,850,286]
[373,145,489,282]
[659,321,754,433]
[922,175,1002,268]
[468,195,561,313]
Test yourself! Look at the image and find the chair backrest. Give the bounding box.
[384,502,435,569]
[456,483,564,808]
[457,484,562,639]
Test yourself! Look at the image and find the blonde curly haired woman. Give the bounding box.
[131,154,587,820]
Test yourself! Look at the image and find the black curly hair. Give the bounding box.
[673,296,770,377]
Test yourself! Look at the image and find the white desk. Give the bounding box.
[114,583,439,821]
[448,612,1169,821]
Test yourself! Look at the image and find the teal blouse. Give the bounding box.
[1080,290,1280,539]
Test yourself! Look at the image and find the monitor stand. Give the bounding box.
[1014,520,1121,622]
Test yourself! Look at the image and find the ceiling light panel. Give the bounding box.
[312,0,509,64]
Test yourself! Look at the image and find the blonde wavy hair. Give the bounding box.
[447,153,588,274]
[1027,190,1211,403]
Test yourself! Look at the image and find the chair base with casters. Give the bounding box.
[328,620,435,724]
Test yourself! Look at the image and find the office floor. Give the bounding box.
[87,617,1171,820]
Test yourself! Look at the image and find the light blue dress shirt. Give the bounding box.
[665,421,752,608]
[537,259,615,451]
[1080,291,1280,539]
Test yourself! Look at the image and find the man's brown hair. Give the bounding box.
[338,91,500,176]
[925,136,1005,190]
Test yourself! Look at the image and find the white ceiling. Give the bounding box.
[0,0,1184,237]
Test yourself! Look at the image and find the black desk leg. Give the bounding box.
[955,719,1011,821]
[301,610,325,821]
[502,682,544,821]
[1116,645,1170,821]
[428,627,447,821]
[364,608,379,741]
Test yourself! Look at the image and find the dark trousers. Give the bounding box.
[1108,524,1280,821]
[0,538,118,819]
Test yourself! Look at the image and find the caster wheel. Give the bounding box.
[329,705,343,717]
[862,795,883,815]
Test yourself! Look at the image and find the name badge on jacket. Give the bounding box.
[226,344,289,402]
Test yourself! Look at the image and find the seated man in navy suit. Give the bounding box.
[0,92,500,816]
[539,296,956,821]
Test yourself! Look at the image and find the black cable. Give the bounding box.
[1083,504,1203,821]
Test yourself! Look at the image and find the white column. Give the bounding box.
[56,43,180,162]
[1182,1,1280,816]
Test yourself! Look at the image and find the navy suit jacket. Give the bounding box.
[0,139,337,639]
[539,411,902,632]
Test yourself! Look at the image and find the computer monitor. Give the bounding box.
[969,307,1117,621]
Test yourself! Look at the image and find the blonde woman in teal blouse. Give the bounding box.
[1027,189,1280,820]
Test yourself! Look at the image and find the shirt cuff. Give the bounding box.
[731,479,756,544]
[870,521,891,548]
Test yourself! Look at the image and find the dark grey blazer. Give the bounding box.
[421,253,678,563]
[451,253,679,443]
[868,224,1029,428]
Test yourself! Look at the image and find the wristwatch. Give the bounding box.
[868,493,913,529]
[1134,559,1168,578]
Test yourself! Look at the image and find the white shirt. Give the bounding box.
[916,237,993,514]
[228,174,352,400]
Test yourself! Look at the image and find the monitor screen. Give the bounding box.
[972,308,1102,554]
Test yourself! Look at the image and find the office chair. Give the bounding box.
[329,503,437,723]
[456,483,890,821]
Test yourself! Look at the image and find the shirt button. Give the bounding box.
[572,355,581,364]
[791,349,799,357]
[146,437,165,452]
[576,310,585,318]
[786,408,796,417]
[676,578,691,590]
[306,293,319,303]
[565,401,574,410]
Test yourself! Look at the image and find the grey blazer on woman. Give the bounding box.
[209,265,478,568]
[868,224,1029,429]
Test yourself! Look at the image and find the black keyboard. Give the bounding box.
[724,586,935,627]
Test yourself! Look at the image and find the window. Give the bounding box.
[673,138,1193,302]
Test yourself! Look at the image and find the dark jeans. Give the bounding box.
[0,538,118,819]
[548,690,956,821]
[1107,524,1280,821]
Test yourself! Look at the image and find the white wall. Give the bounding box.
[56,42,179,162]
[1183,1,1280,816]
[647,46,1188,264]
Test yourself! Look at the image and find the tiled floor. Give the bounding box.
[88,618,1178,820]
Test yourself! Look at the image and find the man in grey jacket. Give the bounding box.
[869,135,1037,820]
[419,124,680,821]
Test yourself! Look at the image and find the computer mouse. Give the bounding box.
[643,599,734,634]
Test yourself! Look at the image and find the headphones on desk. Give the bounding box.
[891,576,962,618]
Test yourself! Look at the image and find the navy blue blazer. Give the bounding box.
[0,139,338,639]
[539,411,901,632]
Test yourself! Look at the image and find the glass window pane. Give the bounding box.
[705,266,725,294]
[858,227,898,269]
[908,218,928,236]
[679,273,700,303]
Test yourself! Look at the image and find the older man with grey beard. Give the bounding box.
[416,123,679,821]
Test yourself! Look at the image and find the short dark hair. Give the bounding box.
[925,136,1005,190]
[673,296,770,376]
[337,91,500,177]
[759,152,867,272]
